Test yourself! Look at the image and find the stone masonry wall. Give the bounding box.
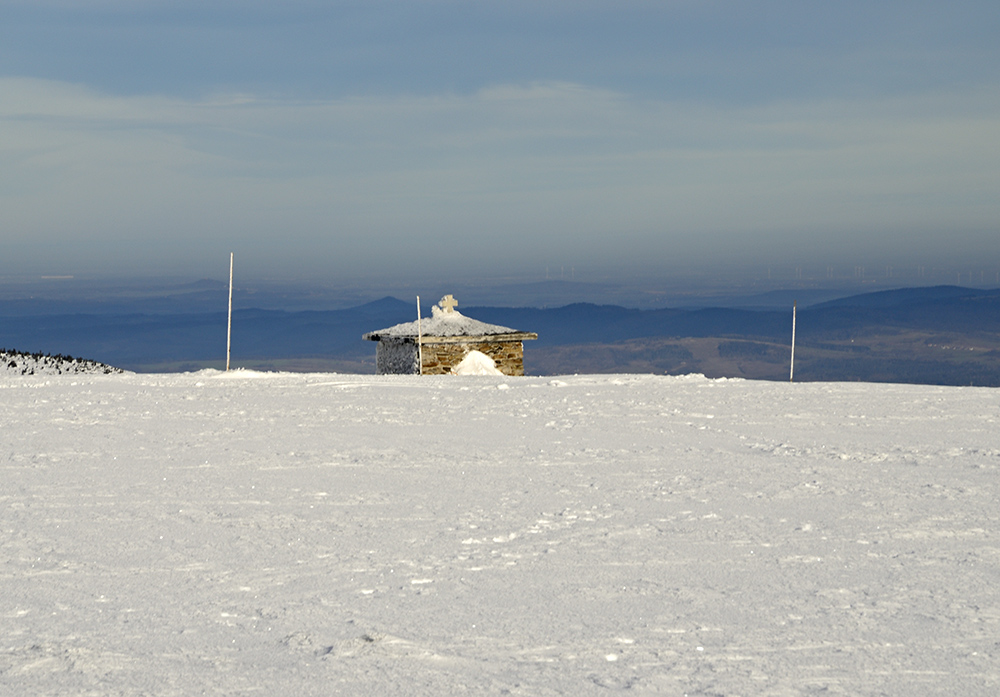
[421,341,525,376]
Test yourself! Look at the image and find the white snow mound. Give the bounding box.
[452,350,503,376]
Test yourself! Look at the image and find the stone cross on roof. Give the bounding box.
[439,294,458,313]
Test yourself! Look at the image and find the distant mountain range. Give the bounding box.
[2,285,1000,385]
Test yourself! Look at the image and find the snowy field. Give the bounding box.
[2,371,998,696]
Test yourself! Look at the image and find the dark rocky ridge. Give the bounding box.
[1,350,126,376]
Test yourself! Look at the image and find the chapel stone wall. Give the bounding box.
[421,341,525,376]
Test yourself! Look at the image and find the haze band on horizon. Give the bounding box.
[2,1,997,283]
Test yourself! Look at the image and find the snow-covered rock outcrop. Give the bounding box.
[1,349,126,376]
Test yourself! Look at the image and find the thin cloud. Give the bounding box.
[2,76,998,279]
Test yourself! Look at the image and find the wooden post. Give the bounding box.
[226,252,234,371]
[789,301,796,383]
[416,295,423,376]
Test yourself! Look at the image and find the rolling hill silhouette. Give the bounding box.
[3,286,999,384]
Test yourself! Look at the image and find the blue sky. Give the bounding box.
[2,0,999,283]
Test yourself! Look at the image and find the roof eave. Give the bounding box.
[363,332,537,343]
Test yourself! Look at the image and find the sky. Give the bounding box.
[2,0,999,285]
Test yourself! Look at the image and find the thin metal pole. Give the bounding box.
[226,252,234,371]
[789,301,796,383]
[416,295,423,375]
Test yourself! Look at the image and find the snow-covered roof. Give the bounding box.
[363,309,532,341]
[363,296,536,342]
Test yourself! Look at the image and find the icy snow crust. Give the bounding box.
[363,308,521,339]
[2,371,999,695]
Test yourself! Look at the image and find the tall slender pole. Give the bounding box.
[226,252,234,372]
[416,296,423,376]
[789,301,796,383]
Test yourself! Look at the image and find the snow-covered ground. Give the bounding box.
[2,371,998,695]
